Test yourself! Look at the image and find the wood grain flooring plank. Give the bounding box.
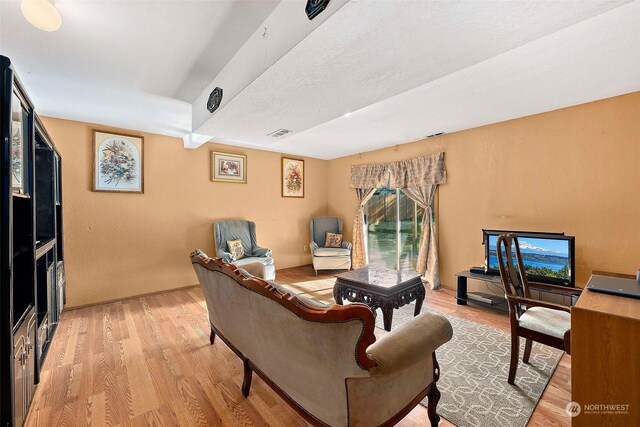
[174,377,221,426]
[121,340,159,417]
[85,392,106,427]
[120,303,160,416]
[52,397,80,427]
[198,378,250,427]
[58,313,81,366]
[144,355,183,405]
[116,403,180,427]
[23,406,50,427]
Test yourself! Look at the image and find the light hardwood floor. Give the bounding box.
[26,266,571,426]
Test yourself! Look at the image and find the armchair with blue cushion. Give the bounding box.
[213,220,276,280]
[310,217,352,275]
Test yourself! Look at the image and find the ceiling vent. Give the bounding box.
[268,129,293,138]
[426,132,446,138]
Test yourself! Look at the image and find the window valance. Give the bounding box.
[349,152,446,189]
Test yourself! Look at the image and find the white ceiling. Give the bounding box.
[1,0,639,159]
[0,0,280,135]
[275,0,640,159]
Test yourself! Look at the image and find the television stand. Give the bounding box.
[456,270,581,307]
[466,292,505,306]
[456,270,505,307]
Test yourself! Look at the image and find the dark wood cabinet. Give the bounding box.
[1,55,66,426]
[12,308,36,427]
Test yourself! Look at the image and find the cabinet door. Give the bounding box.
[37,318,48,360]
[10,89,32,197]
[26,313,37,399]
[13,334,26,426]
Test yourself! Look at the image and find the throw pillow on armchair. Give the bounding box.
[324,232,343,248]
[227,239,245,260]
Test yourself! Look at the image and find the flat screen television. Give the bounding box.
[482,229,575,287]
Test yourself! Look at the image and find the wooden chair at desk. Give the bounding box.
[496,233,582,384]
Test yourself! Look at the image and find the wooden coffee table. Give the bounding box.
[334,266,425,331]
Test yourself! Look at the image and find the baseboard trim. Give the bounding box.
[64,264,321,311]
[277,264,314,272]
[65,284,200,311]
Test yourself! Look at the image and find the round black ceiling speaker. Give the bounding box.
[207,87,223,113]
[306,0,330,20]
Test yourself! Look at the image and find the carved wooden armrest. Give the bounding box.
[191,249,212,263]
[506,295,570,313]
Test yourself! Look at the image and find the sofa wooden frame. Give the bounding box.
[191,254,442,426]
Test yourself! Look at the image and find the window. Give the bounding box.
[365,187,424,271]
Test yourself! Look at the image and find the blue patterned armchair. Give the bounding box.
[213,220,276,280]
[310,217,352,274]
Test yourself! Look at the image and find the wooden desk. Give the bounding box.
[571,275,640,426]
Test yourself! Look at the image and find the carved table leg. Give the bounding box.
[242,358,253,397]
[333,283,344,305]
[428,353,441,427]
[382,305,394,331]
[414,285,425,316]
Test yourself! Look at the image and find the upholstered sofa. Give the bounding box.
[310,216,352,274]
[213,219,276,280]
[191,250,453,427]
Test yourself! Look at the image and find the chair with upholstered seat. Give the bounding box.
[213,219,276,280]
[496,233,581,384]
[310,217,352,274]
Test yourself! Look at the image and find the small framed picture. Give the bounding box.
[282,157,304,198]
[93,130,144,193]
[211,151,247,183]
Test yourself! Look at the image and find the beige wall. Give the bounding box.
[42,117,328,307]
[327,92,640,289]
[43,92,639,306]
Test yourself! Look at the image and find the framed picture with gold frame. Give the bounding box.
[281,157,304,198]
[211,151,247,183]
[93,130,144,193]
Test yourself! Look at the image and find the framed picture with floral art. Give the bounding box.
[211,151,247,183]
[93,130,144,193]
[281,157,304,198]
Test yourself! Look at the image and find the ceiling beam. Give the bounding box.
[185,0,350,149]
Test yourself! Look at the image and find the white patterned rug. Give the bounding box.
[289,279,563,427]
[385,305,563,427]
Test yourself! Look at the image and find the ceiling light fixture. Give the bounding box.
[21,0,62,32]
[344,112,351,118]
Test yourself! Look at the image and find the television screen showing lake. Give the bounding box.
[488,236,570,280]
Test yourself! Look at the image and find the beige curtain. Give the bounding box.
[350,152,446,289]
[351,188,377,269]
[401,186,440,289]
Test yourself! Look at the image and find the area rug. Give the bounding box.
[289,279,563,427]
[283,278,335,302]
